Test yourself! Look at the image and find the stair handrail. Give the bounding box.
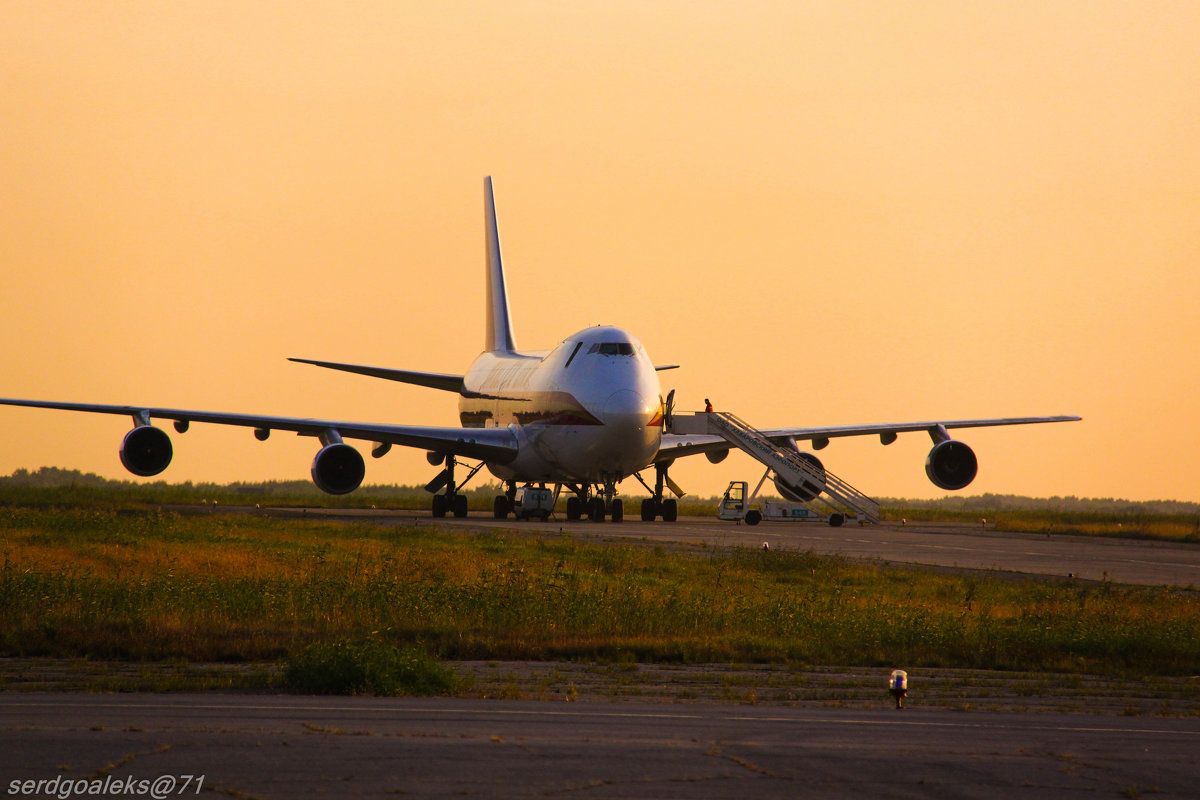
[705,411,880,523]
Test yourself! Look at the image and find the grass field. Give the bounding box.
[2,501,1198,692]
[882,506,1200,542]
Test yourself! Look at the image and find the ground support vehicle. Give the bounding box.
[501,485,555,520]
[717,476,860,527]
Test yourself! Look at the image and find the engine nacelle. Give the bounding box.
[311,442,365,495]
[774,451,826,502]
[706,448,729,464]
[119,425,173,477]
[925,439,978,490]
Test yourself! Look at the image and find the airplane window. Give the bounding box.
[588,343,636,356]
[564,341,583,368]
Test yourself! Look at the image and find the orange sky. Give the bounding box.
[2,1,1198,501]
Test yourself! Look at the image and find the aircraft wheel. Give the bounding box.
[566,496,582,520]
[745,510,762,526]
[610,499,623,523]
[640,498,656,521]
[661,498,678,522]
[453,494,468,518]
[829,513,845,528]
[431,494,447,518]
[589,497,606,522]
[493,495,509,519]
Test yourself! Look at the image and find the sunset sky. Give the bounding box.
[2,2,1198,501]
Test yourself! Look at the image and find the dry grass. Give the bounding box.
[1,505,1198,678]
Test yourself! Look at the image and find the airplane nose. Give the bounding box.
[603,389,652,428]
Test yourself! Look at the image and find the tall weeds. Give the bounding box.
[1,506,1197,675]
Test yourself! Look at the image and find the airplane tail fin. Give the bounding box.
[485,176,517,353]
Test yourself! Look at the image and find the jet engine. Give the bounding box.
[311,442,365,495]
[773,451,826,502]
[925,439,978,490]
[119,425,173,477]
[706,448,729,464]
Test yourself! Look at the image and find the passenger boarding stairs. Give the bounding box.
[674,411,881,524]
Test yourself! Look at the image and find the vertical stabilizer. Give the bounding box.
[485,176,517,353]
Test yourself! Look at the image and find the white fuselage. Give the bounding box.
[459,325,663,484]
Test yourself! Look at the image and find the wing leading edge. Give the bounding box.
[0,397,518,463]
[656,415,1081,462]
[288,358,465,393]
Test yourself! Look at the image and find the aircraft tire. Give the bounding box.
[610,499,623,523]
[453,494,468,518]
[493,496,509,519]
[661,498,678,522]
[829,513,845,528]
[432,494,447,518]
[566,496,582,520]
[589,497,606,522]
[640,498,656,521]
[745,510,762,526]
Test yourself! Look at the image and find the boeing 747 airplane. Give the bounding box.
[0,178,1079,522]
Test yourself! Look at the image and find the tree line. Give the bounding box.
[3,467,1197,515]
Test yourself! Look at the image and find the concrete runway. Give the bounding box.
[259,507,1200,587]
[3,693,1198,799]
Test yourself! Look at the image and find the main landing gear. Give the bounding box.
[492,481,518,519]
[634,462,678,522]
[563,486,587,521]
[426,454,483,519]
[556,464,682,524]
[431,465,678,524]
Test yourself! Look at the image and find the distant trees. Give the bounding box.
[2,466,114,488]
[877,492,1200,516]
[2,468,1196,516]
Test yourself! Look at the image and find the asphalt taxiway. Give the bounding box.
[253,507,1200,587]
[3,693,1198,799]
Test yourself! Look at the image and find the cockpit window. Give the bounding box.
[563,341,583,368]
[588,342,636,356]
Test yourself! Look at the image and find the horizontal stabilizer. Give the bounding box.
[289,358,465,393]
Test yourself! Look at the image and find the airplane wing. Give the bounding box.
[656,415,1081,462]
[0,397,518,463]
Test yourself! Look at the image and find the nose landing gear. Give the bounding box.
[581,475,623,522]
[562,478,625,522]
